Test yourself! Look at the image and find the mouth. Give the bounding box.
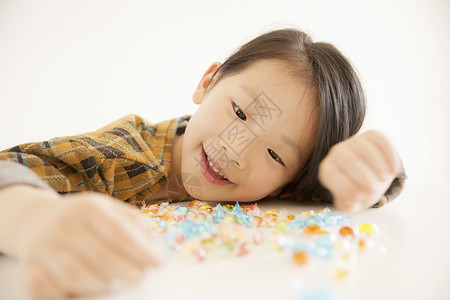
[200,145,234,186]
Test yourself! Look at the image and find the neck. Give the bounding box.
[147,134,187,201]
[168,134,188,196]
[171,134,184,179]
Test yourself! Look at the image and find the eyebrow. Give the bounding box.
[281,133,302,164]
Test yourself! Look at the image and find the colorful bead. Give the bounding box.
[264,209,279,218]
[237,242,250,256]
[194,245,208,261]
[293,250,309,266]
[301,210,315,218]
[146,204,159,214]
[199,205,213,213]
[303,225,324,235]
[253,216,263,227]
[359,239,366,249]
[222,214,234,224]
[212,203,227,224]
[275,220,289,233]
[188,200,203,210]
[339,226,354,237]
[223,204,234,212]
[359,223,377,235]
[334,268,347,280]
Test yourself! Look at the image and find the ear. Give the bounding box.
[269,187,283,197]
[192,62,222,105]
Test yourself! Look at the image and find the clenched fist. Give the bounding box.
[318,130,402,212]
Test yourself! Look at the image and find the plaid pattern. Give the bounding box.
[0,114,192,208]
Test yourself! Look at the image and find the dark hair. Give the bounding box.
[209,28,366,203]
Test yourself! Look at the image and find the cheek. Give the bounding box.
[246,163,283,194]
[192,104,231,138]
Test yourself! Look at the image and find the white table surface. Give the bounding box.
[1,183,449,300]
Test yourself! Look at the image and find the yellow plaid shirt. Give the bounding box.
[0,115,193,208]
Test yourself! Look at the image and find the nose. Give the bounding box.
[219,141,244,169]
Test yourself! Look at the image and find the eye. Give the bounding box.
[232,102,247,121]
[268,149,285,166]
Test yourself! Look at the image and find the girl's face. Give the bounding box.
[181,59,318,202]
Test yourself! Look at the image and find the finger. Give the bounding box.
[62,229,147,284]
[321,165,365,212]
[23,261,66,300]
[319,159,360,203]
[117,207,164,261]
[330,147,378,194]
[36,247,108,297]
[81,198,162,268]
[352,138,391,181]
[110,201,154,237]
[364,131,401,174]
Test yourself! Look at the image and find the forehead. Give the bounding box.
[222,59,315,108]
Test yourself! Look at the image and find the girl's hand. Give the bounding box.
[318,130,402,212]
[15,191,162,299]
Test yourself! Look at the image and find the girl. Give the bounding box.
[0,28,405,299]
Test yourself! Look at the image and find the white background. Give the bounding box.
[0,0,449,185]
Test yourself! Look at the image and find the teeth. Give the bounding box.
[207,156,227,179]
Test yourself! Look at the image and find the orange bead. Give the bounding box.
[303,225,322,235]
[287,215,295,220]
[301,210,315,218]
[237,242,250,256]
[267,215,278,223]
[293,251,309,266]
[146,204,159,214]
[359,239,366,249]
[339,226,354,237]
[188,200,202,210]
[253,216,263,227]
[264,209,279,218]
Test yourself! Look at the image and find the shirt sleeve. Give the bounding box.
[0,115,172,206]
[0,161,54,191]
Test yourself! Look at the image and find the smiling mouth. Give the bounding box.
[200,145,233,185]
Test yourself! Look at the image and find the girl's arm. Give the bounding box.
[0,162,162,299]
[0,161,59,256]
[318,130,405,212]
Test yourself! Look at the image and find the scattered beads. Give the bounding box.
[140,200,383,291]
